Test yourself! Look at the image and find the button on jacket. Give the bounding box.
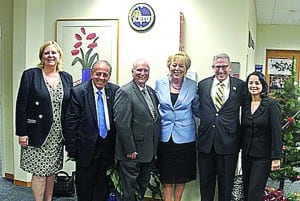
[155,77,200,143]
[15,68,73,147]
[241,96,282,159]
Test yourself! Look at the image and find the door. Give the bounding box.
[265,49,300,90]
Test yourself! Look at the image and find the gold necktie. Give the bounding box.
[215,82,225,111]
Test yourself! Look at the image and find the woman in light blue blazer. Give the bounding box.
[155,51,200,201]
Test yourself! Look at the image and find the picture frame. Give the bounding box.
[267,58,294,90]
[56,19,119,84]
[265,50,300,90]
[231,62,240,78]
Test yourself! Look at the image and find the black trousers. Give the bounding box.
[198,150,238,201]
[242,153,271,201]
[75,139,114,201]
[118,160,153,201]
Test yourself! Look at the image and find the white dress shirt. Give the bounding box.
[92,84,110,131]
[211,76,230,106]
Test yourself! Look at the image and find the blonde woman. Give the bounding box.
[15,41,73,201]
[155,51,200,201]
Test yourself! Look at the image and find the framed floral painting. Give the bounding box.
[56,19,119,85]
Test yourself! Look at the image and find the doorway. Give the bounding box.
[265,49,300,89]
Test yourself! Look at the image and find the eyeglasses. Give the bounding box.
[213,65,230,70]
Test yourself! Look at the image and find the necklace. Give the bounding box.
[171,83,182,90]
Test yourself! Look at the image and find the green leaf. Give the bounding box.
[269,55,300,189]
[87,53,99,68]
[71,57,83,66]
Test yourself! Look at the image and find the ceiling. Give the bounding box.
[255,0,300,25]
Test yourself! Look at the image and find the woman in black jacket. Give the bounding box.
[16,41,73,201]
[241,71,282,201]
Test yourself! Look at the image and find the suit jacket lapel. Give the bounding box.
[104,83,113,124]
[226,76,238,103]
[131,81,155,119]
[86,80,98,125]
[208,77,215,108]
[146,86,158,107]
[160,77,173,108]
[145,85,159,120]
[131,81,148,108]
[38,68,51,101]
[174,78,189,108]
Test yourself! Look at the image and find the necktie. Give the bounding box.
[215,82,225,111]
[142,88,157,119]
[97,90,107,138]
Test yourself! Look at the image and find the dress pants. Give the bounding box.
[75,138,113,201]
[118,160,153,201]
[242,154,271,201]
[198,150,238,201]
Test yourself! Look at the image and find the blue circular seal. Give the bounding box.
[128,3,155,32]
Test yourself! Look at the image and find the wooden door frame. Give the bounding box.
[265,49,300,90]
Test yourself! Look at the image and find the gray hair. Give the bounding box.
[131,59,150,72]
[212,53,231,65]
[92,60,112,75]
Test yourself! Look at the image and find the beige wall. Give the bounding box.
[2,0,256,200]
[247,0,257,74]
[0,0,13,177]
[41,0,251,85]
[255,24,300,73]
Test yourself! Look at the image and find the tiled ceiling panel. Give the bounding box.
[255,0,300,25]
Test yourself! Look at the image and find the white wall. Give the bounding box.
[246,0,257,74]
[43,0,181,87]
[0,0,13,178]
[255,24,300,73]
[41,0,250,85]
[12,0,32,183]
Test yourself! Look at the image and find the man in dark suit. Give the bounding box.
[197,53,245,201]
[64,60,119,201]
[114,59,161,201]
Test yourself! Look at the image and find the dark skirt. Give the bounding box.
[156,138,196,184]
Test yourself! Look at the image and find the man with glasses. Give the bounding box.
[114,59,161,201]
[197,53,245,201]
[64,60,119,201]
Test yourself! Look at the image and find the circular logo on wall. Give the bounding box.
[128,3,155,32]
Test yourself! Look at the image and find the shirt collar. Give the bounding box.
[135,83,146,92]
[92,82,105,95]
[213,76,230,87]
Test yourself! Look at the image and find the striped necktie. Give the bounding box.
[215,82,225,111]
[142,88,157,119]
